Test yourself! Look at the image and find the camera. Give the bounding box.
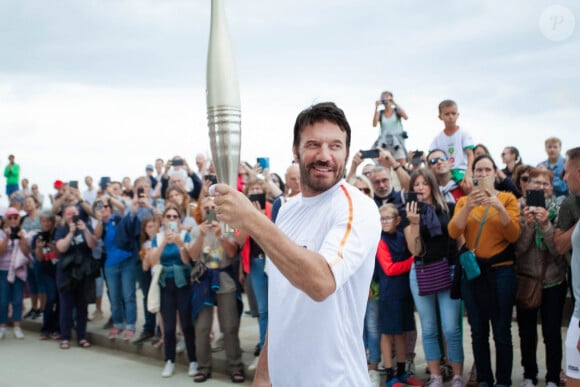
[72,215,81,224]
[137,187,145,198]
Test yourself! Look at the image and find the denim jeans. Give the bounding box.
[0,271,25,324]
[517,281,567,385]
[250,256,268,350]
[40,269,59,334]
[104,258,137,330]
[462,265,516,386]
[410,264,464,363]
[364,298,381,364]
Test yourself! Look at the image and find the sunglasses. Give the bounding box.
[520,176,529,183]
[428,155,448,165]
[6,215,19,220]
[102,204,110,208]
[380,216,395,222]
[164,214,180,220]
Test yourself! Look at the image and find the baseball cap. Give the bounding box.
[54,180,63,189]
[146,164,154,171]
[4,207,19,217]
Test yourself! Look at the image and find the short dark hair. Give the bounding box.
[438,99,457,114]
[567,147,580,162]
[292,102,351,151]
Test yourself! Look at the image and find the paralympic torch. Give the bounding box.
[206,0,241,231]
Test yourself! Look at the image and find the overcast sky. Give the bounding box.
[1,0,578,206]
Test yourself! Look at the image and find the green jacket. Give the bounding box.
[4,163,20,185]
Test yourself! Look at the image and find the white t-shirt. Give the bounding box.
[267,180,381,387]
[429,128,474,171]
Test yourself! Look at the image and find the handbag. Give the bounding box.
[459,206,490,280]
[147,264,162,313]
[415,259,452,296]
[516,253,546,309]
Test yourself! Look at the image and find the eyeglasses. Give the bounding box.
[164,214,180,219]
[359,187,371,194]
[428,155,448,165]
[380,216,395,222]
[520,176,529,183]
[372,178,390,185]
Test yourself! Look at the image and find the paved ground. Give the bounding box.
[8,291,568,386]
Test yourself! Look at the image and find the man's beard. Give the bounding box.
[297,153,344,194]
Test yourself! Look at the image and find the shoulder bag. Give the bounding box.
[459,206,489,280]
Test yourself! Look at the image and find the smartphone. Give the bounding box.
[257,157,270,170]
[204,174,218,185]
[206,208,217,223]
[526,189,546,208]
[473,176,494,193]
[95,201,104,211]
[249,193,266,210]
[360,149,380,159]
[137,187,145,198]
[10,226,21,240]
[405,192,418,203]
[411,150,424,165]
[100,176,111,191]
[172,159,184,167]
[69,180,79,189]
[168,221,178,232]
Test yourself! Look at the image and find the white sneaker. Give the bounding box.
[451,375,464,387]
[0,327,6,340]
[521,379,536,387]
[188,361,198,376]
[547,382,558,387]
[161,360,175,377]
[369,370,381,387]
[427,375,444,387]
[248,356,260,371]
[14,327,24,339]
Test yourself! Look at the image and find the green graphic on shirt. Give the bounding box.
[448,146,454,154]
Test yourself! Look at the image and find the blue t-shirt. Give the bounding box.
[152,231,191,277]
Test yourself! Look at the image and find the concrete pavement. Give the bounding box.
[14,290,566,386]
